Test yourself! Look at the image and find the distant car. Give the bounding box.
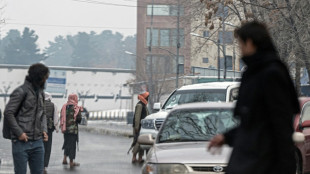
[140,82,240,150]
[80,108,89,126]
[293,97,310,174]
[139,102,239,174]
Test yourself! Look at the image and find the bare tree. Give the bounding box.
[182,0,310,94]
[134,54,178,112]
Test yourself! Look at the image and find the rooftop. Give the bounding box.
[178,82,240,90]
[171,102,235,111]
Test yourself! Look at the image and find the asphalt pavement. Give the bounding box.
[0,121,142,174]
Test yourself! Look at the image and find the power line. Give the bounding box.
[69,0,177,8]
[5,22,136,30]
[70,0,140,8]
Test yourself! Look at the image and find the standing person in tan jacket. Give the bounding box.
[132,92,149,163]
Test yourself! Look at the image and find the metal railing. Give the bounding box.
[88,109,132,122]
[191,66,241,78]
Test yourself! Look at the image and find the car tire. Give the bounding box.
[295,152,302,174]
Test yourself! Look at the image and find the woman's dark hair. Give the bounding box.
[27,63,50,88]
[234,21,277,53]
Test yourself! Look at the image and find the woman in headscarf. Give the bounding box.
[60,94,82,168]
[44,92,59,173]
[132,91,149,163]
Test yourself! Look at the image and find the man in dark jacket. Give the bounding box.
[4,63,49,174]
[132,91,149,163]
[44,92,59,173]
[208,21,300,174]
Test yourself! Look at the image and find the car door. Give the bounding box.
[300,102,310,172]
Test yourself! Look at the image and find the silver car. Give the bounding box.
[138,102,238,174]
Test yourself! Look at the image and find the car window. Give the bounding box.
[163,89,226,110]
[301,102,310,122]
[158,109,238,143]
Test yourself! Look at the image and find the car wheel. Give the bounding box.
[295,152,302,174]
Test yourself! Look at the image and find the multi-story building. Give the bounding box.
[135,0,242,106]
[190,11,243,76]
[136,0,191,82]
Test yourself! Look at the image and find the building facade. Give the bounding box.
[136,0,192,79]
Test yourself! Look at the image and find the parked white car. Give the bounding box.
[140,82,240,150]
[139,102,238,174]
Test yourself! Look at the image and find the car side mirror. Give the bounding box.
[138,134,154,145]
[153,103,161,111]
[293,132,305,143]
[302,120,310,129]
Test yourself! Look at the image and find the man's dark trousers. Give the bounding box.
[12,139,44,174]
[44,129,54,167]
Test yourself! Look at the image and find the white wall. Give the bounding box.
[0,67,135,112]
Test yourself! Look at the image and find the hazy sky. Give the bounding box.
[2,0,137,49]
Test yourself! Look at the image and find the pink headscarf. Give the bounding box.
[60,94,83,133]
[138,92,149,105]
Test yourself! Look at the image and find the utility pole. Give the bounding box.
[217,39,221,81]
[175,0,180,88]
[148,0,154,112]
[222,1,227,80]
[233,42,236,79]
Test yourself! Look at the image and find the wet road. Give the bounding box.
[0,122,142,174]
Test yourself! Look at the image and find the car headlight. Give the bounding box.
[142,163,188,174]
[141,119,155,129]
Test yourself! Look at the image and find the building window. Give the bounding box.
[147,29,159,46]
[147,5,184,16]
[178,56,184,74]
[220,55,232,70]
[216,3,229,18]
[160,29,170,47]
[171,29,185,47]
[202,58,209,63]
[146,55,184,74]
[203,31,209,38]
[218,31,234,44]
[169,5,184,16]
[146,28,184,47]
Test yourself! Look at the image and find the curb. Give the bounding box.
[79,125,133,137]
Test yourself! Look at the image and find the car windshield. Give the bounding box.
[163,89,226,110]
[158,108,238,143]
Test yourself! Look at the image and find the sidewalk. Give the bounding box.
[79,120,133,137]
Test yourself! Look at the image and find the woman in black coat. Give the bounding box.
[208,21,300,174]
